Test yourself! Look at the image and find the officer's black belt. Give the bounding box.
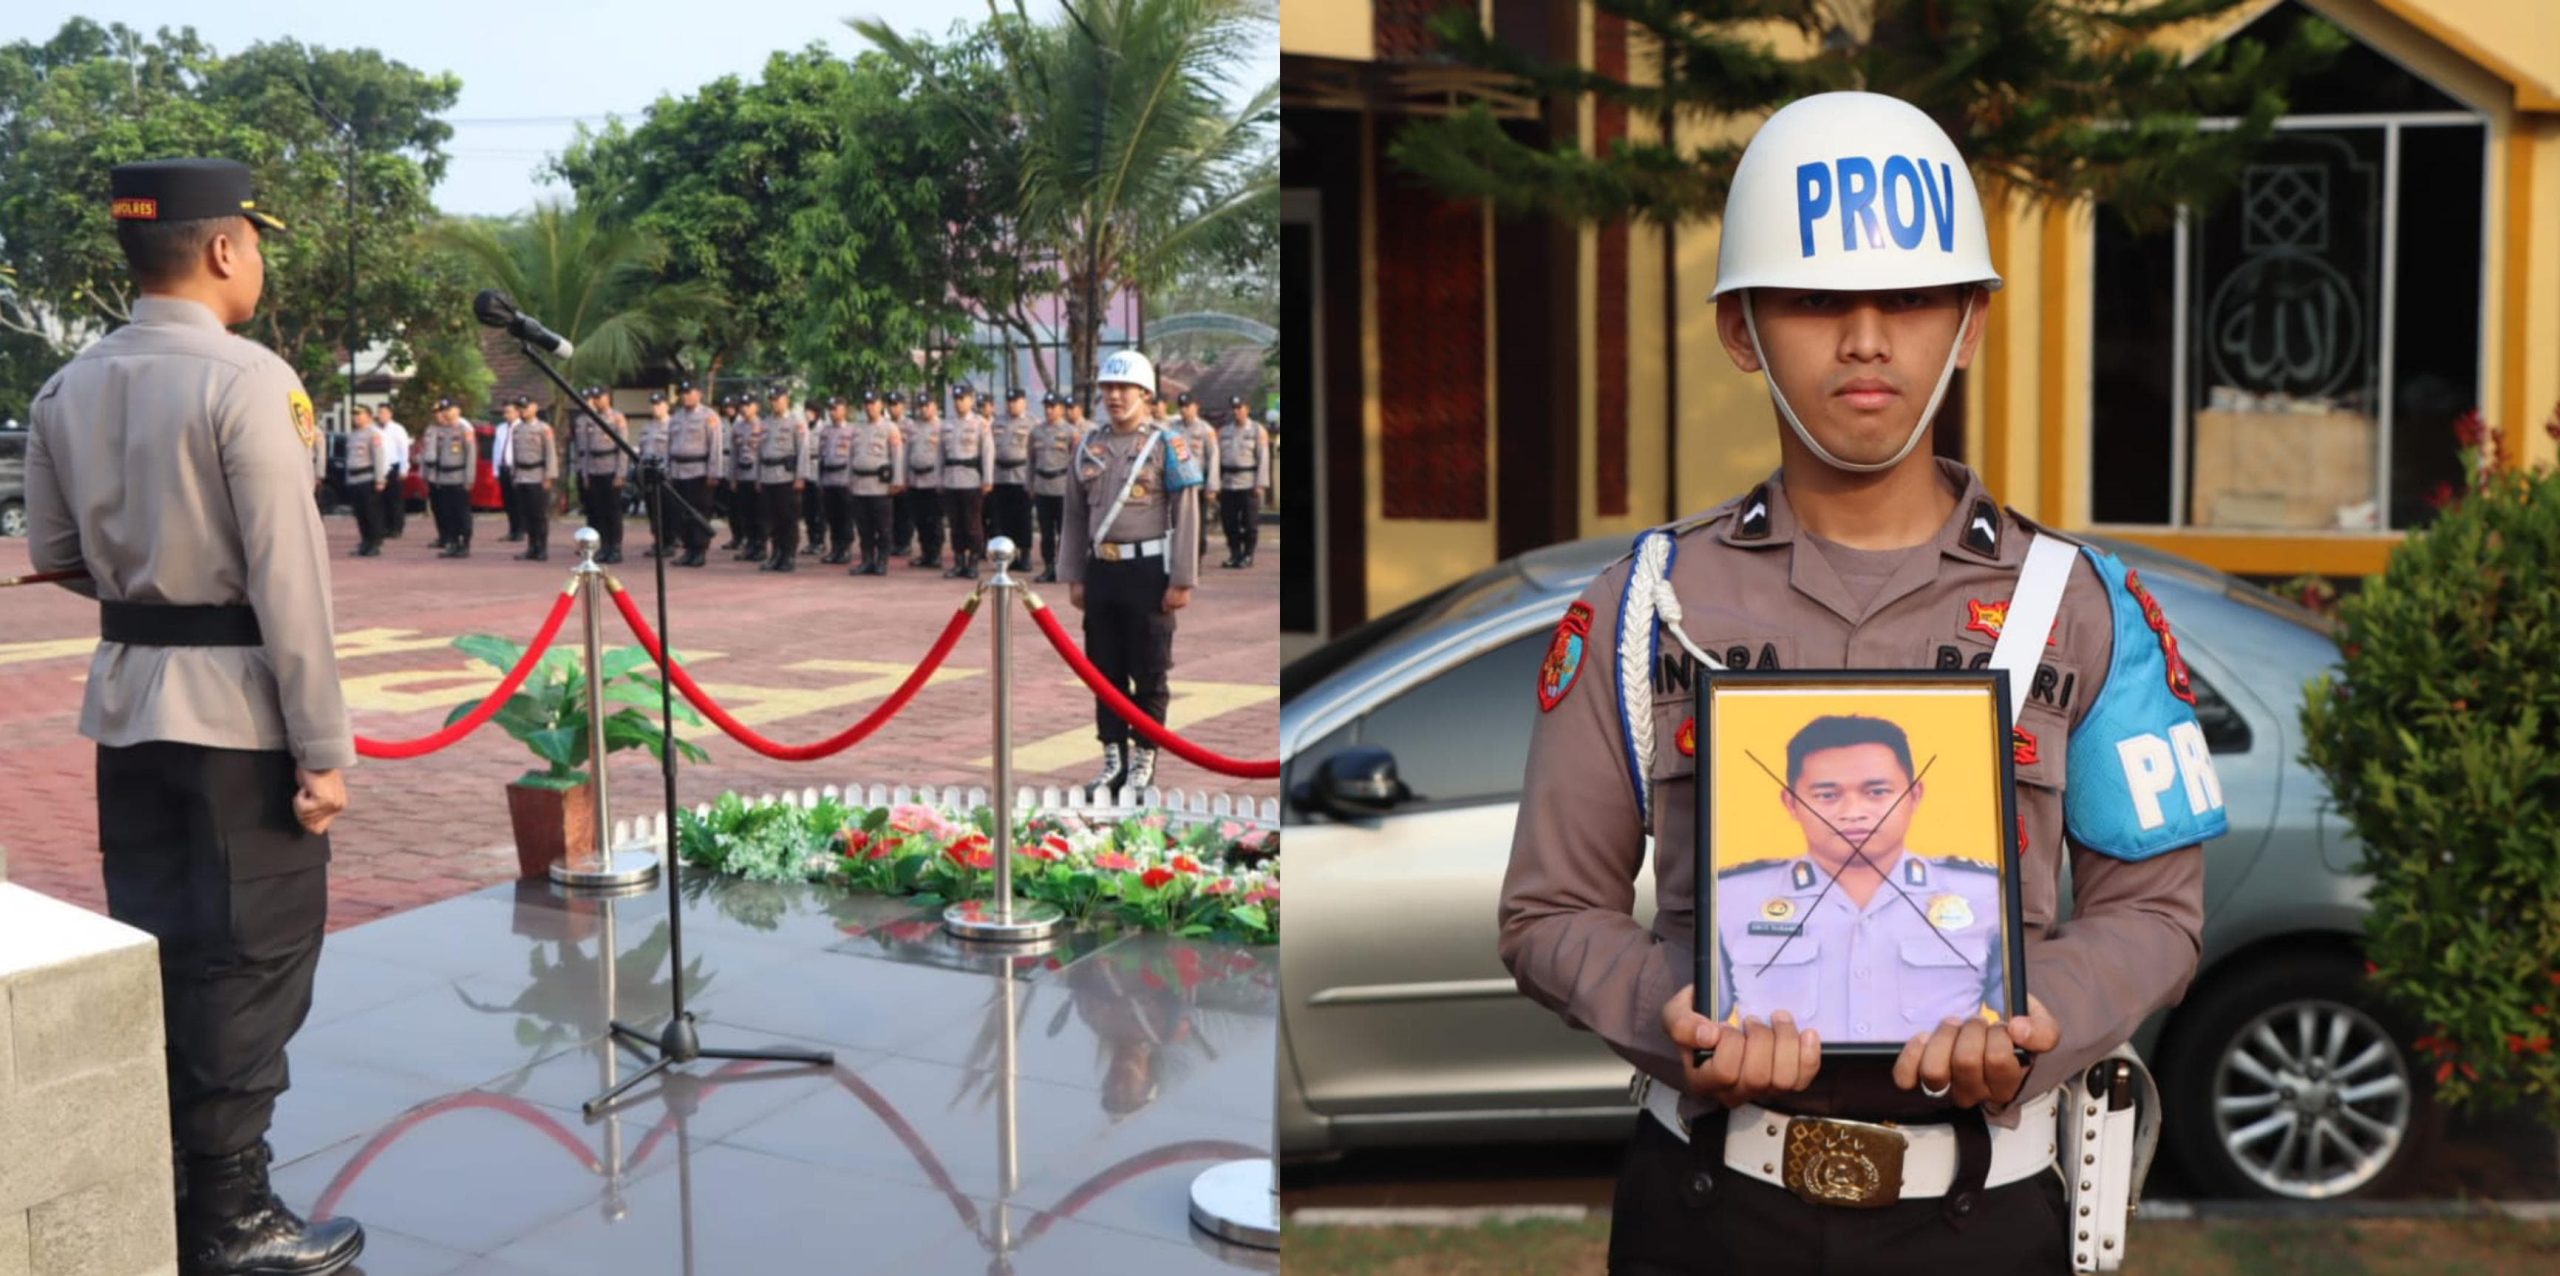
[1220,464,1259,473]
[946,456,984,470]
[1035,467,1067,479]
[433,465,468,475]
[820,463,849,473]
[345,469,375,481]
[102,602,263,648]
[675,451,709,462]
[864,466,894,481]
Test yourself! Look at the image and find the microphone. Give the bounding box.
[471,289,575,358]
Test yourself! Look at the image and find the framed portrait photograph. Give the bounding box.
[1693,669,2029,1056]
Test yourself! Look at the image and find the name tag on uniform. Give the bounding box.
[1746,921,1803,937]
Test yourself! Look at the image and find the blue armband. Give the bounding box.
[2064,548,2232,860]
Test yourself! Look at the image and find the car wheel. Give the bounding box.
[2158,949,2438,1200]
[0,498,24,538]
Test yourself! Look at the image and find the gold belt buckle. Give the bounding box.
[1780,1117,1907,1209]
[1097,542,1123,562]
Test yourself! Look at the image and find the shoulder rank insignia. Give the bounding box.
[1537,601,1593,712]
[1735,484,1772,541]
[1904,857,1929,887]
[1961,497,2001,558]
[2122,569,2197,705]
[1790,860,1816,891]
[1925,892,1975,931]
[2013,727,2039,767]
[288,389,317,450]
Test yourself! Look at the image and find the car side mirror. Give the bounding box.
[1292,746,1414,819]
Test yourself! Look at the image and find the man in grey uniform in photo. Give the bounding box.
[26,156,367,1276]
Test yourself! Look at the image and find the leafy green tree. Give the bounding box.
[0,20,467,405]
[857,0,1278,393]
[428,202,724,416]
[1391,0,2345,229]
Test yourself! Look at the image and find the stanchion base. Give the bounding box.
[1188,1158,1279,1250]
[942,898,1065,943]
[550,847,661,892]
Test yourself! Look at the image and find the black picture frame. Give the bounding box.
[1691,667,2030,1057]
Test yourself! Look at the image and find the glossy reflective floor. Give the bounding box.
[266,874,1280,1275]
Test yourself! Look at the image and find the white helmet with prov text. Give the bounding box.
[1712,92,2000,473]
[1096,349,1158,393]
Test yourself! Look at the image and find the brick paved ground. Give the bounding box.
[0,507,1278,930]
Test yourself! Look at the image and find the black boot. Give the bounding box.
[181,1141,364,1276]
[913,550,942,570]
[943,551,974,580]
[864,548,888,576]
[1035,565,1057,584]
[772,553,796,573]
[677,548,706,568]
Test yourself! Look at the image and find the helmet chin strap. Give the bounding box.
[1742,290,1976,475]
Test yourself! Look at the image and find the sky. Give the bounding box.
[8,1,1278,217]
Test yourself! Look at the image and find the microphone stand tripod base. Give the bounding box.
[550,842,661,892]
[1188,1158,1280,1250]
[942,898,1064,943]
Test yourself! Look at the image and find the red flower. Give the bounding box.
[1170,854,1204,875]
[2426,480,2458,511]
[2435,1060,2455,1085]
[2507,1034,2551,1056]
[1205,879,1236,896]
[1140,867,1176,889]
[2451,409,2487,448]
[1094,851,1138,871]
[1043,833,1073,857]
[841,829,871,857]
[1019,842,1062,862]
[867,841,894,861]
[944,834,994,870]
[2533,1005,2551,1019]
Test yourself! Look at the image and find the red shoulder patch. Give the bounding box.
[2012,726,2039,767]
[2122,569,2197,705]
[1538,602,1594,712]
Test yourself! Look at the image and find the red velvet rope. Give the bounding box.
[1022,596,1281,779]
[606,580,975,762]
[354,586,580,759]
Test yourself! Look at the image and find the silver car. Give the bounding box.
[1279,535,2434,1200]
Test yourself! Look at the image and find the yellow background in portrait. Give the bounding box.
[1705,685,2007,873]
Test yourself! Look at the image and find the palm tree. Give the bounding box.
[428,201,725,401]
[856,0,1276,394]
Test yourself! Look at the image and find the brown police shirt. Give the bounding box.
[1499,458,2208,1129]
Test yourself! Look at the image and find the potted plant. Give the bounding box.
[446,635,709,878]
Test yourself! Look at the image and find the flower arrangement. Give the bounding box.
[676,792,1277,945]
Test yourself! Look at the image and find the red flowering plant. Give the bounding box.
[677,791,1277,943]
[2302,401,2560,1118]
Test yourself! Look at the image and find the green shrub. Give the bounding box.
[2300,416,2560,1118]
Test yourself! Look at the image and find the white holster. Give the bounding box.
[2058,1045,2160,1272]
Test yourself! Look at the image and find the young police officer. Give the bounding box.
[28,157,367,1276]
[1058,350,1202,796]
[1500,93,2226,1273]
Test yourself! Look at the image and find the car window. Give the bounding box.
[2184,666,2253,754]
[1351,629,1550,809]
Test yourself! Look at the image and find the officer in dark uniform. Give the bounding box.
[756,387,811,572]
[1029,390,1077,582]
[846,389,904,576]
[903,390,947,569]
[885,390,917,556]
[801,401,829,551]
[497,395,530,542]
[26,158,367,1276]
[814,394,858,564]
[1059,350,1202,796]
[940,384,994,578]
[573,385,629,563]
[1215,395,1271,567]
[637,390,671,557]
[989,386,1036,560]
[422,396,476,557]
[663,381,722,567]
[728,393,768,561]
[341,404,386,556]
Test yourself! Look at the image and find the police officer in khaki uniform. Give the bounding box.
[508,396,559,561]
[903,390,947,569]
[1215,395,1271,568]
[341,404,387,557]
[756,387,813,572]
[800,402,829,550]
[727,394,767,560]
[26,157,366,1276]
[814,394,858,564]
[1173,394,1219,563]
[664,381,722,567]
[1029,390,1078,583]
[988,386,1036,562]
[1059,350,1202,797]
[423,396,477,557]
[940,384,996,578]
[573,385,630,563]
[637,390,671,557]
[1498,94,2225,1273]
[847,389,905,576]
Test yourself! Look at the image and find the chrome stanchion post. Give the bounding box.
[946,536,1062,942]
[553,528,660,890]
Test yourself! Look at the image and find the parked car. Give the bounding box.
[0,425,26,537]
[1279,534,2432,1201]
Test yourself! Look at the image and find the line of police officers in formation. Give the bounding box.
[342,378,1273,585]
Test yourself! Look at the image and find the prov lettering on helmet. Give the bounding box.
[1794,156,1960,258]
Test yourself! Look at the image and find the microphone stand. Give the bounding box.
[498,339,835,1116]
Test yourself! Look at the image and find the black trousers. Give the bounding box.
[430,484,471,545]
[893,484,915,551]
[804,481,828,545]
[988,484,1033,556]
[500,468,522,537]
[730,476,763,545]
[674,476,714,553]
[820,486,855,556]
[761,482,801,560]
[342,479,380,547]
[1081,555,1175,746]
[582,476,623,551]
[1220,490,1262,558]
[854,494,894,559]
[904,488,945,559]
[514,481,549,556]
[100,742,329,1159]
[943,485,985,557]
[1035,494,1065,569]
[1606,1113,2072,1276]
[383,465,407,535]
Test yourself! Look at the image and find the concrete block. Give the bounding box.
[27,1171,176,1276]
[0,1209,29,1276]
[0,1057,166,1217]
[8,942,162,1091]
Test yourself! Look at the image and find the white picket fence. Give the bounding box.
[606,781,1282,855]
